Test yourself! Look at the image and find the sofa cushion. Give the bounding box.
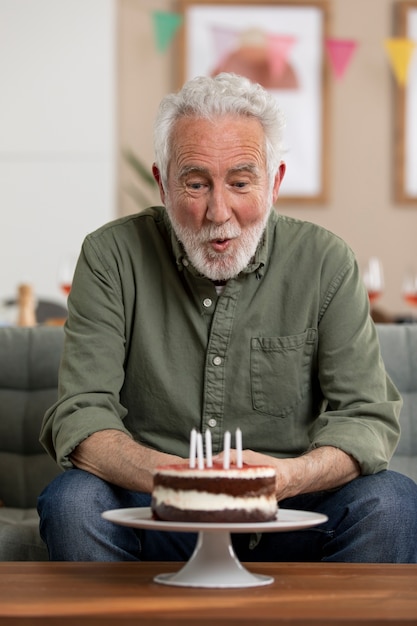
[0,508,48,561]
[0,326,64,508]
[0,452,61,509]
[376,324,417,483]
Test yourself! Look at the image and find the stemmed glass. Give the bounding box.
[402,269,417,310]
[57,256,77,297]
[363,257,384,304]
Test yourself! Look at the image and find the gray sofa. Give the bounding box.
[376,324,417,483]
[0,326,63,560]
[0,323,416,561]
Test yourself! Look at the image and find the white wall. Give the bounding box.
[0,0,116,315]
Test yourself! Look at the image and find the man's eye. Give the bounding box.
[231,181,250,190]
[186,181,208,193]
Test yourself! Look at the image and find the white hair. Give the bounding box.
[153,73,286,190]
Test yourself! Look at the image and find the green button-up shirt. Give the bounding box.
[40,207,401,474]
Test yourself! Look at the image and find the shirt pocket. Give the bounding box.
[250,328,317,417]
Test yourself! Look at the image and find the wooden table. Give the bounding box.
[1,562,417,625]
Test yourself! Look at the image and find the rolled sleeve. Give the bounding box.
[310,256,402,474]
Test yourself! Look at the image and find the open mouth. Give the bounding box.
[210,238,231,252]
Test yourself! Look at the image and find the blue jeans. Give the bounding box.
[37,468,417,562]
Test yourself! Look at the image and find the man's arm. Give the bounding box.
[216,446,360,501]
[70,430,185,493]
[72,430,360,500]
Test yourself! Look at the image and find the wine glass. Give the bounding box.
[402,269,417,310]
[363,257,384,304]
[57,256,77,297]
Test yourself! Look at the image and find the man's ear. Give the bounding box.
[152,163,166,204]
[272,162,286,204]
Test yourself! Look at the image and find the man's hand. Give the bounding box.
[213,445,360,501]
[70,429,186,493]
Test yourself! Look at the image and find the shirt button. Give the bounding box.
[213,355,222,366]
[203,298,212,308]
[182,259,189,267]
[208,418,217,428]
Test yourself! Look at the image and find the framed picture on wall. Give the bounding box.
[395,1,417,203]
[177,0,330,204]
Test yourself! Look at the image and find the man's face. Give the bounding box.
[154,115,285,281]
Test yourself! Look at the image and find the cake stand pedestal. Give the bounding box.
[102,507,327,589]
[155,529,271,587]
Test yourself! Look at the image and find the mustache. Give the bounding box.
[196,224,242,242]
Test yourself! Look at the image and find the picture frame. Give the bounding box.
[395,1,417,203]
[176,0,330,204]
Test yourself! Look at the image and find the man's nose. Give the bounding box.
[206,188,232,224]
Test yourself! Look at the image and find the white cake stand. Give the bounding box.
[102,507,327,588]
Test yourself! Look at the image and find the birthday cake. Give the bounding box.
[151,462,278,523]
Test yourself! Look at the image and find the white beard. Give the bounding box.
[165,204,270,281]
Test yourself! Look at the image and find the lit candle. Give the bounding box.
[205,429,213,468]
[196,432,204,470]
[189,428,197,469]
[223,430,231,469]
[235,427,243,468]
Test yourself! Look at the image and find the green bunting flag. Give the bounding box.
[152,11,182,53]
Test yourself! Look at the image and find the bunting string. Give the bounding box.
[151,10,417,86]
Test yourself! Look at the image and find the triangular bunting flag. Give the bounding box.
[209,25,239,66]
[267,35,296,79]
[325,38,358,80]
[384,38,416,86]
[152,11,182,53]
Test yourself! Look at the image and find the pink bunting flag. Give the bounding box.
[209,25,240,66]
[325,38,358,80]
[267,34,296,79]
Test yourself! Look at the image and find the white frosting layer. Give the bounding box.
[152,487,277,513]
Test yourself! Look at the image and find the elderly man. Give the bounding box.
[38,73,417,562]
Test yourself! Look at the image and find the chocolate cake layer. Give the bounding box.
[151,501,276,523]
[153,475,275,497]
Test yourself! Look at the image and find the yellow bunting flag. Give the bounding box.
[384,38,416,86]
[152,11,182,53]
